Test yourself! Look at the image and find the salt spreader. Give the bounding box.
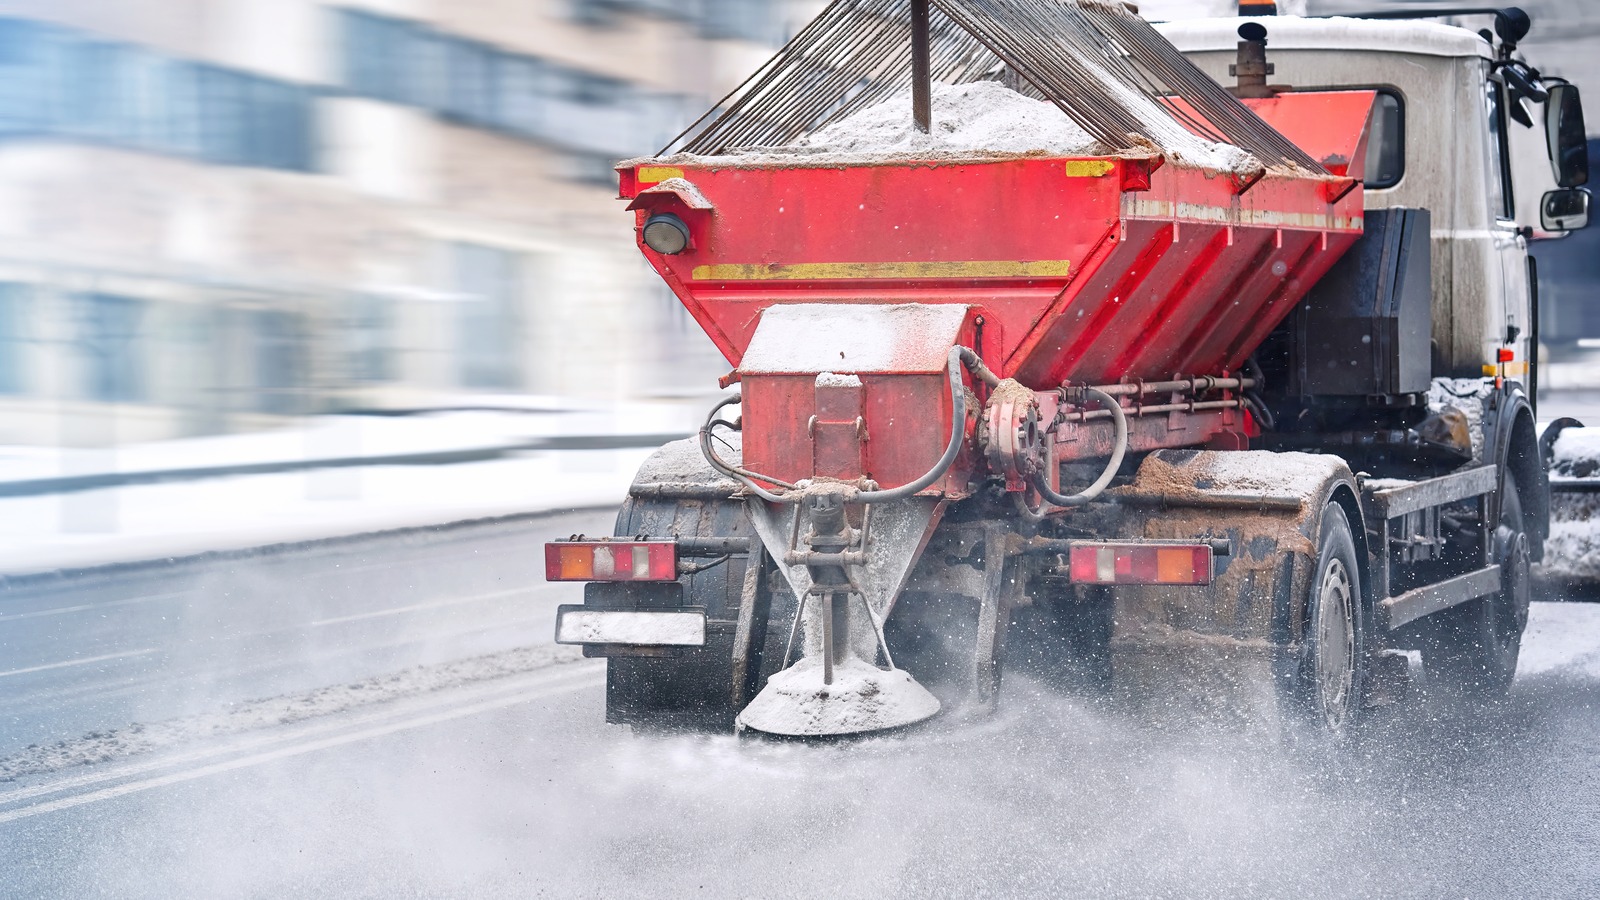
[547,0,1588,737]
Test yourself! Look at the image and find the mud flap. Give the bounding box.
[1106,449,1362,729]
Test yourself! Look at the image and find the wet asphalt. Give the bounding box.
[0,507,1597,898]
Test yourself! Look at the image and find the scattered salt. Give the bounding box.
[736,654,941,736]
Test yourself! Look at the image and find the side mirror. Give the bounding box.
[1541,187,1590,231]
[1546,83,1589,187]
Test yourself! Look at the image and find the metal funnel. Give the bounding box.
[738,486,942,737]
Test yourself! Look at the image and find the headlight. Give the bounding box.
[642,214,691,254]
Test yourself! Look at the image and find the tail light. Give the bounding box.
[1068,542,1213,585]
[545,540,677,582]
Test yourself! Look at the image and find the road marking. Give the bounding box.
[310,586,536,626]
[0,649,156,679]
[0,591,189,623]
[0,615,558,715]
[0,662,599,807]
[0,667,603,824]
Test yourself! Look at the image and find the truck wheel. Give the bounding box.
[601,494,760,731]
[1425,479,1529,697]
[1297,501,1367,731]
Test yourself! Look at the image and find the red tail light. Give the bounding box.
[545,540,677,582]
[1067,542,1213,585]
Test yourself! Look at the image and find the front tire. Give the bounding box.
[1425,478,1529,697]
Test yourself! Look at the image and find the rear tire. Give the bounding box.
[600,494,763,731]
[1296,501,1368,732]
[1424,478,1529,697]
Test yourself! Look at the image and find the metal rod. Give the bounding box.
[781,591,807,670]
[821,591,836,685]
[846,571,897,670]
[911,0,932,133]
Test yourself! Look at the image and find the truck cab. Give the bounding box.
[1160,12,1589,387]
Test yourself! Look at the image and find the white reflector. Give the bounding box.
[554,607,706,646]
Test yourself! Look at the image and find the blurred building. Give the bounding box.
[0,0,815,445]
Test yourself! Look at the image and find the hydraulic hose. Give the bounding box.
[1033,386,1127,508]
[698,394,799,504]
[1242,355,1275,431]
[697,345,984,506]
[854,345,972,503]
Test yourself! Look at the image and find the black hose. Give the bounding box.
[1033,387,1127,508]
[696,345,985,506]
[698,394,798,503]
[1242,355,1275,431]
[856,346,973,503]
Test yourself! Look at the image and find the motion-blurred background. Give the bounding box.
[0,0,1592,448]
[0,0,831,450]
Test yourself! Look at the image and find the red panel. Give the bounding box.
[622,138,1365,494]
[741,372,966,492]
[1162,91,1375,178]
[629,158,1124,375]
[623,155,1362,393]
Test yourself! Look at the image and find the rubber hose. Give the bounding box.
[1033,386,1127,508]
[855,346,971,503]
[697,394,797,503]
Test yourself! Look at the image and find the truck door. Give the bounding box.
[1487,79,1534,377]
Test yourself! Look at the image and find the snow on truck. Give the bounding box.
[545,0,1591,737]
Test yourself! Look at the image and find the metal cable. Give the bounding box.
[665,0,1327,173]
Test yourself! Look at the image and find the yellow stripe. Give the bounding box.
[690,260,1071,281]
[637,166,684,184]
[1064,160,1115,177]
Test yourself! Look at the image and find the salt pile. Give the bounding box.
[755,79,1260,173]
[792,80,1103,156]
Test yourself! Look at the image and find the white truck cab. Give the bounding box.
[1159,10,1589,388]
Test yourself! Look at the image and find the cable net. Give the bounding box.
[662,0,1324,173]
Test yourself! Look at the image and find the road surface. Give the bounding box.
[2,508,1598,898]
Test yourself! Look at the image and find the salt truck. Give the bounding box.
[545,1,1590,737]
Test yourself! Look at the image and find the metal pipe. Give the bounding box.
[821,591,836,685]
[911,0,932,134]
[1086,376,1255,397]
[1055,398,1247,424]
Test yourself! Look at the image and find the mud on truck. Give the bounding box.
[545,1,1591,737]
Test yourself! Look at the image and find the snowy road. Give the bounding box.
[2,509,1599,898]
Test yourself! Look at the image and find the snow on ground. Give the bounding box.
[0,397,715,574]
[0,447,652,575]
[0,644,586,783]
[0,401,699,485]
[1518,600,1600,679]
